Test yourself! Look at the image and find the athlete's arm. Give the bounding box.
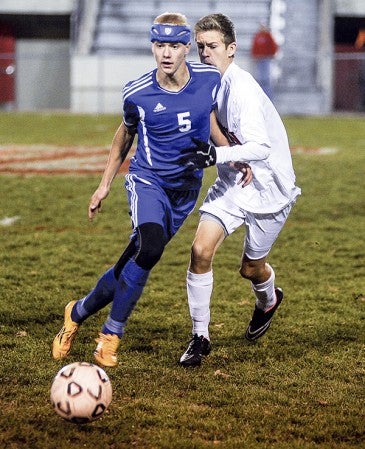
[180,138,269,169]
[198,112,253,186]
[215,141,270,163]
[209,108,269,163]
[89,123,135,220]
[209,112,229,146]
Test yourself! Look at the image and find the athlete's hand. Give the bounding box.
[88,186,110,220]
[179,138,217,170]
[229,161,253,187]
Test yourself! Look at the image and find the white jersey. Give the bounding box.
[210,62,301,214]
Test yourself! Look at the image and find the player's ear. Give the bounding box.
[185,42,191,55]
[227,42,237,58]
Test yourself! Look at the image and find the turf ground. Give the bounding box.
[0,112,364,449]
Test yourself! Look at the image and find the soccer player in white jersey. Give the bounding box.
[52,12,238,367]
[179,13,301,367]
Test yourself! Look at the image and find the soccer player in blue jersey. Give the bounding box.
[52,12,235,367]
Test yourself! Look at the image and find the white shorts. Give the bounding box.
[199,197,294,260]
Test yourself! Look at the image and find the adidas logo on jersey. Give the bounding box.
[153,103,166,112]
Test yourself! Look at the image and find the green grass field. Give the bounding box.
[0,113,364,448]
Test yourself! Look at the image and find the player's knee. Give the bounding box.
[239,263,253,280]
[239,260,261,281]
[134,222,167,270]
[191,240,214,271]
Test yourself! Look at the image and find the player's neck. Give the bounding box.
[156,65,190,92]
[220,59,234,76]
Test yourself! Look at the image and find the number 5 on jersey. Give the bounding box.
[178,112,191,132]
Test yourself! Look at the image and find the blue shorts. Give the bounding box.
[125,173,199,241]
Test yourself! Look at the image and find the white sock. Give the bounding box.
[251,264,276,311]
[187,270,213,340]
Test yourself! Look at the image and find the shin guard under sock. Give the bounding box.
[251,264,276,311]
[187,270,213,340]
[71,267,116,323]
[106,258,150,330]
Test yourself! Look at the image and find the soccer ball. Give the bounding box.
[50,362,112,423]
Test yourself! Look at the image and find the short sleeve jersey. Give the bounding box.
[123,62,221,190]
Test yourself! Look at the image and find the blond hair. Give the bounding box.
[154,12,189,27]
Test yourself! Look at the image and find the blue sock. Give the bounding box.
[102,317,125,337]
[71,267,116,323]
[103,258,150,336]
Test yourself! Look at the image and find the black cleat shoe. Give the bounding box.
[179,334,212,367]
[245,288,284,342]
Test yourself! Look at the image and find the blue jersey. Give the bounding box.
[123,62,221,190]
